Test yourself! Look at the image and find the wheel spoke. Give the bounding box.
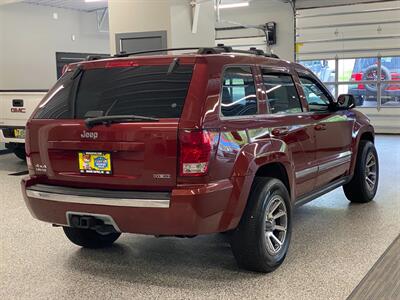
[274,225,286,232]
[366,161,375,168]
[270,233,282,246]
[270,201,281,215]
[265,232,275,250]
[366,176,374,188]
[272,210,286,220]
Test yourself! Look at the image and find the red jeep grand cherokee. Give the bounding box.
[21,46,379,273]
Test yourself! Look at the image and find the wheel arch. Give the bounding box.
[350,125,375,176]
[221,155,295,231]
[359,131,374,143]
[254,162,291,198]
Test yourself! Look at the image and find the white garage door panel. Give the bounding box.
[298,38,400,55]
[296,1,400,134]
[298,24,400,41]
[296,1,400,59]
[298,11,400,28]
[297,1,400,16]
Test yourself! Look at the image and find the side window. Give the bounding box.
[221,66,257,117]
[299,76,331,112]
[262,71,302,114]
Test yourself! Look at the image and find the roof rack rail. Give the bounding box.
[86,55,111,61]
[113,45,279,59]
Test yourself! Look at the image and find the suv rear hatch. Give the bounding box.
[27,58,195,190]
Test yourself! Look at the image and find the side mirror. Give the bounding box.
[337,94,356,110]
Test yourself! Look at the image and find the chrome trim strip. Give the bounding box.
[337,150,352,159]
[295,166,318,179]
[26,190,170,208]
[296,151,352,179]
[319,156,351,172]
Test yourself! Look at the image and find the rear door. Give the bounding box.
[260,67,318,198]
[27,61,195,191]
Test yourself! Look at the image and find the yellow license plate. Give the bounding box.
[14,129,25,139]
[78,152,112,175]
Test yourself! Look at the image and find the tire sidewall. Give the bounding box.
[255,180,292,267]
[359,142,379,199]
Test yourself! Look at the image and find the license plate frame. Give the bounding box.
[78,151,112,175]
[14,128,25,139]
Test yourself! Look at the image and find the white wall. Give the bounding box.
[0,2,110,90]
[108,0,215,55]
[170,1,215,48]
[215,0,295,61]
[108,0,171,54]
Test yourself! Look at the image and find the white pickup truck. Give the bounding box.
[0,91,46,159]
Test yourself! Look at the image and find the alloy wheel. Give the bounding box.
[365,152,377,191]
[265,195,288,255]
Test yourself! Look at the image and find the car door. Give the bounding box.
[260,67,318,198]
[297,71,354,188]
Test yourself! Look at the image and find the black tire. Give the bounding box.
[13,147,26,160]
[343,140,379,203]
[363,64,391,92]
[229,177,292,273]
[63,227,121,248]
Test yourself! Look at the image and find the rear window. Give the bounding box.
[34,64,194,119]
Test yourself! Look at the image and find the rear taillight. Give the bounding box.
[385,73,399,90]
[351,72,365,89]
[391,72,400,80]
[179,130,219,177]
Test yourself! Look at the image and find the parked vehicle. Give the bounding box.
[0,92,45,159]
[349,57,400,105]
[21,46,379,273]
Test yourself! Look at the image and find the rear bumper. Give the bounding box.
[21,177,235,235]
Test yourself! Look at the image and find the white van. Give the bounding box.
[0,91,46,159]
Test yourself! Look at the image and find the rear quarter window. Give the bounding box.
[220,66,257,117]
[33,71,75,119]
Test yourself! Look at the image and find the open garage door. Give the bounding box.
[296,0,400,133]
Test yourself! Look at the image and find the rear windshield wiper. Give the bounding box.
[85,115,159,129]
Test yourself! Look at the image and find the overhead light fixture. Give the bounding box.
[217,1,249,9]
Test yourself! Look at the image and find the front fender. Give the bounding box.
[349,113,375,176]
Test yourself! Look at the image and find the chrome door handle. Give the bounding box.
[271,127,289,136]
[314,124,327,131]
